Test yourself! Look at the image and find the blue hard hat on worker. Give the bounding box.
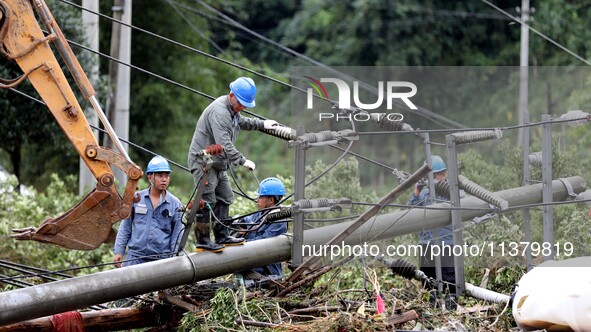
[258,177,286,196]
[229,77,256,108]
[146,155,172,174]
[431,155,446,173]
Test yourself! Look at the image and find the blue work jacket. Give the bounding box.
[114,188,184,260]
[408,186,453,245]
[243,211,287,276]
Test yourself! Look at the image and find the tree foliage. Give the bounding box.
[0,0,96,189]
[0,174,113,291]
[3,5,591,329]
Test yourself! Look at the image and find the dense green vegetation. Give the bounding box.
[2,0,591,329]
[3,0,591,192]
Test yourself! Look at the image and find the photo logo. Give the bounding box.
[305,76,329,102]
[306,77,418,110]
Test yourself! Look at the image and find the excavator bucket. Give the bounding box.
[2,0,142,250]
[12,184,121,250]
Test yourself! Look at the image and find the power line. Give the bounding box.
[57,0,474,173]
[164,0,224,54]
[55,1,591,137]
[167,0,313,70]
[406,6,511,21]
[11,2,586,211]
[356,115,590,135]
[190,0,467,129]
[482,0,591,66]
[8,87,190,172]
[64,36,215,100]
[352,197,591,213]
[49,3,389,208]
[59,0,303,93]
[352,201,493,212]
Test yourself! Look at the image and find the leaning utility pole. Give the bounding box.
[106,0,132,188]
[79,0,99,195]
[517,0,530,143]
[0,176,585,326]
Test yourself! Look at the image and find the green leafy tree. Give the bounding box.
[0,174,114,291]
[0,0,104,189]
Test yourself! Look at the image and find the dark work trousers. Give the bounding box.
[420,243,457,296]
[191,167,234,206]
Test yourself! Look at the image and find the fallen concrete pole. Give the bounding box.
[0,176,585,326]
[304,176,586,245]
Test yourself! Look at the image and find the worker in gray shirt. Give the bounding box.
[188,77,278,252]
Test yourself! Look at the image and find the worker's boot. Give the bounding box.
[212,203,244,246]
[444,294,458,311]
[428,290,441,308]
[194,209,224,253]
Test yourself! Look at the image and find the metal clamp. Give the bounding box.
[558,178,577,199]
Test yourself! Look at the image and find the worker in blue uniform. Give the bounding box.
[408,155,457,310]
[113,156,183,267]
[237,177,287,282]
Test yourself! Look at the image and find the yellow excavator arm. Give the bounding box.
[0,0,142,250]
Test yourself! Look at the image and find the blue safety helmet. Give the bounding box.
[146,156,172,174]
[431,155,446,173]
[229,77,256,108]
[258,177,286,196]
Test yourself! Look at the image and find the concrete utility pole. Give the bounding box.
[517,0,530,143]
[79,0,99,195]
[0,176,585,326]
[107,0,132,189]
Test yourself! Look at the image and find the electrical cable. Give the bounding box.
[53,33,215,101]
[168,0,312,68]
[9,85,366,207]
[8,85,397,208]
[58,0,309,96]
[357,115,590,135]
[0,273,32,288]
[191,0,467,129]
[363,198,393,242]
[62,29,591,139]
[0,251,179,284]
[0,261,62,283]
[4,1,589,289]
[482,0,591,66]
[164,0,225,54]
[366,197,426,244]
[46,1,532,189]
[172,178,201,254]
[207,202,285,234]
[351,201,492,211]
[8,82,591,216]
[225,151,258,202]
[38,9,359,206]
[0,259,73,279]
[60,0,465,129]
[9,81,591,222]
[0,263,108,310]
[5,87,255,200]
[304,214,361,222]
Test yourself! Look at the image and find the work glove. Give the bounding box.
[414,179,426,194]
[242,159,256,171]
[186,199,206,210]
[263,119,278,130]
[417,178,426,189]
